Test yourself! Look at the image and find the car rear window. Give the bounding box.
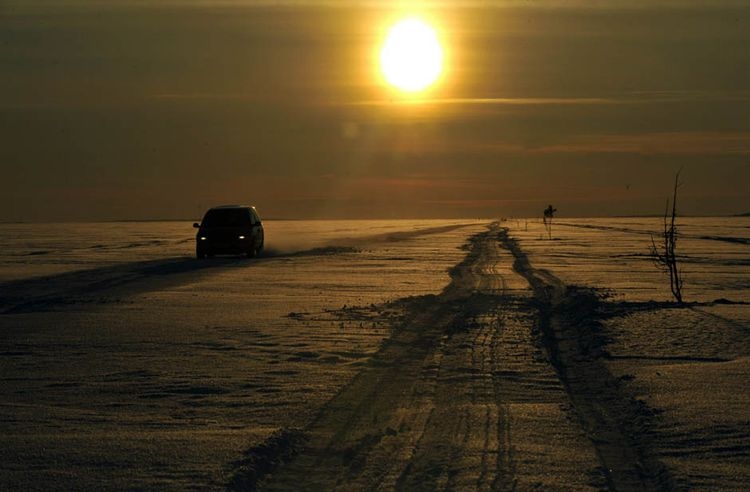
[202,208,252,227]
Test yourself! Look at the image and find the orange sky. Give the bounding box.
[1,1,748,220]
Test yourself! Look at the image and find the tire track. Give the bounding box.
[499,228,675,491]
[238,223,641,491]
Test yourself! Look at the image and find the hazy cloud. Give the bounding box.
[1,1,749,220]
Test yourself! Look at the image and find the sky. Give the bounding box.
[1,1,749,221]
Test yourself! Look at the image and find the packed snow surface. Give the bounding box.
[0,218,748,490]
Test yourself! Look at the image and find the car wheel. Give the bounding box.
[246,247,257,258]
[196,248,207,259]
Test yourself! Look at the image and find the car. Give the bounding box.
[193,205,264,259]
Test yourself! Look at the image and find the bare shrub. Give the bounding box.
[650,171,684,304]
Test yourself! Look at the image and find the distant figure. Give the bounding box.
[543,205,557,239]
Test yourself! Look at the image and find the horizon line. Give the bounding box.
[2,213,748,225]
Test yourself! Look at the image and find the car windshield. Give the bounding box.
[202,208,252,227]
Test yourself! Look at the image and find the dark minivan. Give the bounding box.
[193,205,264,259]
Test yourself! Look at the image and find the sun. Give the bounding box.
[380,18,444,94]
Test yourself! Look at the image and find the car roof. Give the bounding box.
[208,205,255,210]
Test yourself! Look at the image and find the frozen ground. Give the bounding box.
[0,218,748,490]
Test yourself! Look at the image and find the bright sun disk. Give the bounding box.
[380,18,443,93]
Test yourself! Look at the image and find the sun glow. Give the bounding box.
[380,18,444,93]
